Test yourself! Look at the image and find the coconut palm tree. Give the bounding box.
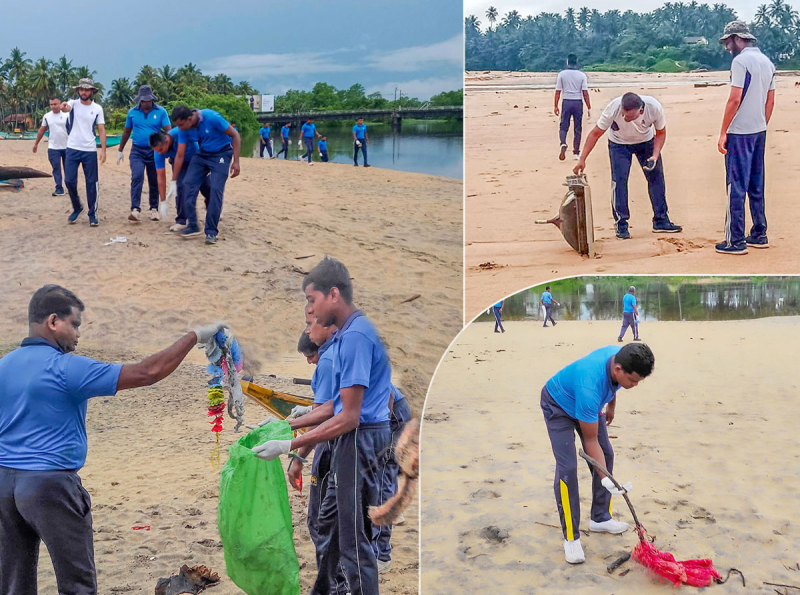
[53,55,75,98]
[486,6,498,29]
[28,57,55,112]
[134,65,159,88]
[210,73,234,94]
[108,78,134,108]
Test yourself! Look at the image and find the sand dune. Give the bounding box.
[421,318,800,594]
[465,71,800,320]
[0,142,459,593]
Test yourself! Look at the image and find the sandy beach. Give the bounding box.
[0,141,461,593]
[465,71,800,320]
[421,317,800,594]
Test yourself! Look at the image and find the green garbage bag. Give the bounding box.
[218,420,300,595]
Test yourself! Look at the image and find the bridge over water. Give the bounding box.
[256,106,462,131]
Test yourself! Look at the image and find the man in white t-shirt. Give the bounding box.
[574,92,682,239]
[32,97,69,196]
[60,79,107,227]
[554,54,591,161]
[715,21,776,255]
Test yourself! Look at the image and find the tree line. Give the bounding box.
[466,0,800,72]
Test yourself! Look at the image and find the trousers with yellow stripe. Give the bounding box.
[540,387,614,541]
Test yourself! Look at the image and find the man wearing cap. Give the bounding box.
[574,92,682,239]
[715,21,776,255]
[554,54,591,161]
[618,286,640,342]
[60,79,107,227]
[0,284,226,595]
[117,86,172,222]
[32,96,69,196]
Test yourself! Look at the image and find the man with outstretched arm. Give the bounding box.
[0,284,225,595]
[540,343,654,564]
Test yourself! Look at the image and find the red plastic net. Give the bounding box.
[632,531,721,587]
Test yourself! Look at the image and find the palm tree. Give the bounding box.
[502,10,522,29]
[28,57,54,112]
[465,14,481,34]
[486,6,498,29]
[108,78,134,108]
[158,64,176,82]
[210,73,234,94]
[4,47,32,85]
[53,55,75,98]
[234,81,258,96]
[134,65,158,88]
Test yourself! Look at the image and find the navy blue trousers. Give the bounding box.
[129,144,159,211]
[373,398,412,562]
[174,156,211,225]
[65,149,99,217]
[619,311,639,340]
[311,422,391,595]
[543,303,555,326]
[47,148,66,193]
[321,150,329,163]
[0,466,96,595]
[182,148,231,237]
[723,131,767,248]
[559,99,583,153]
[354,140,368,165]
[541,387,614,541]
[301,137,314,163]
[493,306,504,332]
[277,138,289,159]
[609,139,670,231]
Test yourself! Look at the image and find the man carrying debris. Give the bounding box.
[540,343,654,564]
[574,92,682,239]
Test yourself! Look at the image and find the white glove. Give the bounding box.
[356,140,362,147]
[287,405,312,420]
[116,151,124,165]
[252,439,292,461]
[193,321,228,344]
[298,139,303,146]
[601,477,632,495]
[166,180,177,204]
[246,416,279,430]
[158,199,168,219]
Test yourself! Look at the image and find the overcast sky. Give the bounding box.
[465,0,768,26]
[1,0,463,100]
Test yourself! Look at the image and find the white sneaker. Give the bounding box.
[572,153,580,161]
[377,559,391,574]
[589,519,630,534]
[149,209,159,221]
[168,223,187,233]
[128,209,140,222]
[308,161,314,166]
[564,539,585,564]
[395,513,406,525]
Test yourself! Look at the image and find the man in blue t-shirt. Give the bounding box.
[276,122,291,159]
[253,257,394,594]
[300,118,321,164]
[258,124,273,158]
[492,299,505,333]
[541,285,561,327]
[117,86,172,222]
[169,105,241,245]
[618,286,640,342]
[541,343,654,565]
[318,136,329,162]
[0,284,226,594]
[353,117,370,167]
[149,129,210,233]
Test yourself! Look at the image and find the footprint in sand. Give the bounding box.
[470,488,501,499]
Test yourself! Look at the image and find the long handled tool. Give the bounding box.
[578,449,731,588]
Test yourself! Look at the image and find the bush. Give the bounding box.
[649,58,689,72]
[165,94,260,134]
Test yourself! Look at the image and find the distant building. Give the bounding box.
[2,113,34,131]
[683,36,709,45]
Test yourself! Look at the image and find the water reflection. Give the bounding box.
[480,277,800,322]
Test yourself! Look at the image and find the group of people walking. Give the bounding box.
[263,117,372,166]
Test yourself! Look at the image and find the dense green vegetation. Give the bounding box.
[466,0,800,71]
[0,48,462,134]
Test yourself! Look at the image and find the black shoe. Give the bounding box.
[715,242,748,255]
[552,321,557,326]
[364,164,371,168]
[494,330,500,333]
[618,337,623,342]
[543,324,548,328]
[633,337,641,341]
[180,225,202,238]
[616,229,631,240]
[652,222,682,233]
[205,234,217,245]
[53,189,64,196]
[68,208,83,223]
[745,235,769,249]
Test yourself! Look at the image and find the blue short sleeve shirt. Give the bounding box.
[0,338,123,471]
[391,383,406,403]
[331,312,392,423]
[125,103,171,147]
[318,140,327,152]
[493,301,503,309]
[177,109,232,154]
[301,123,316,138]
[353,123,367,139]
[311,337,337,405]
[259,126,270,140]
[281,125,290,138]
[154,128,198,170]
[542,291,552,304]
[623,293,636,313]
[545,345,621,423]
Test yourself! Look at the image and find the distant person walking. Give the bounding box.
[259,123,273,158]
[575,92,682,239]
[276,122,291,159]
[32,97,69,196]
[618,286,640,342]
[493,300,505,333]
[300,118,320,164]
[60,78,107,227]
[555,54,591,161]
[353,117,370,167]
[542,286,560,327]
[715,21,776,255]
[117,85,172,222]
